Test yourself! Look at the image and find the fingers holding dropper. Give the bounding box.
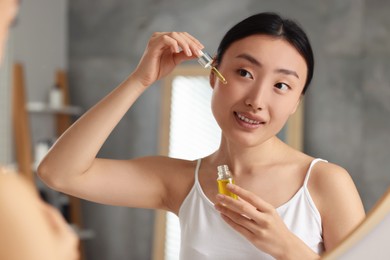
[167,32,204,57]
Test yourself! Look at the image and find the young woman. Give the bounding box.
[39,12,365,259]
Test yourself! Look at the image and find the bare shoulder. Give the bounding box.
[308,161,356,197]
[0,174,42,224]
[309,161,351,185]
[0,173,79,260]
[307,160,366,249]
[0,174,37,200]
[308,161,361,210]
[0,174,43,225]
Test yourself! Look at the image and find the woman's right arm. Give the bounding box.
[38,32,203,210]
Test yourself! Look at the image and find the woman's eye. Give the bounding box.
[275,82,290,91]
[237,69,253,79]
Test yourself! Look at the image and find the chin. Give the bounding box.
[226,132,270,148]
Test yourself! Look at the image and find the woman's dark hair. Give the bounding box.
[216,12,314,94]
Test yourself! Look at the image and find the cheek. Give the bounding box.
[270,99,300,125]
[211,83,243,107]
[211,90,224,122]
[211,97,224,132]
[267,109,293,137]
[210,87,236,123]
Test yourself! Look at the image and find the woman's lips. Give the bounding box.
[234,112,265,128]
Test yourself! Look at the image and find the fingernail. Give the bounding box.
[226,183,234,189]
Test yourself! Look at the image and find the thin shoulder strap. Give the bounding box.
[303,158,327,187]
[194,158,202,183]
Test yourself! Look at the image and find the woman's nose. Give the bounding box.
[244,85,267,112]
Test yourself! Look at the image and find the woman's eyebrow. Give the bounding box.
[235,53,300,79]
[275,68,299,79]
[236,53,261,67]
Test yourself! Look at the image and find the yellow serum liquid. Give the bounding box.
[217,178,238,199]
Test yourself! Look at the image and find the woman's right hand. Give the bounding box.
[131,32,204,87]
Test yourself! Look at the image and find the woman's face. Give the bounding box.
[211,34,308,147]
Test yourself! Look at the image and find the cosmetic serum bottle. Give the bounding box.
[217,165,237,199]
[198,50,227,85]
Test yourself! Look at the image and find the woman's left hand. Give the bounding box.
[214,183,312,259]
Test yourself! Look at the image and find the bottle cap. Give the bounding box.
[217,164,231,179]
[217,165,229,173]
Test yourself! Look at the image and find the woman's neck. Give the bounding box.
[208,136,290,176]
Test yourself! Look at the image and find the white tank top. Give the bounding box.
[178,158,325,259]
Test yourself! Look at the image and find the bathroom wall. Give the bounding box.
[68,0,390,259]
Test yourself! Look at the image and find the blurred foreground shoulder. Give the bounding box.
[0,172,80,260]
[0,172,37,200]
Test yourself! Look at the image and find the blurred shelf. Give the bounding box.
[70,224,96,240]
[27,102,83,115]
